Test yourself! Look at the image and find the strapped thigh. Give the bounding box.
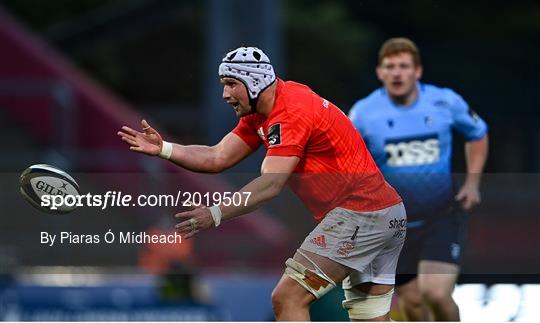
[342,287,394,320]
[284,249,337,299]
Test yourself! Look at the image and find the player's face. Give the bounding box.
[376,52,422,102]
[221,77,251,117]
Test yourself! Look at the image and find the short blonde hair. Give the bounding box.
[378,37,421,66]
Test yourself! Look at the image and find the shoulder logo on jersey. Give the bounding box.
[468,109,480,122]
[322,99,329,109]
[267,123,281,146]
[384,133,440,166]
[257,127,266,141]
[387,119,394,128]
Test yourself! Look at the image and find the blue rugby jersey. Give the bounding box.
[349,83,487,221]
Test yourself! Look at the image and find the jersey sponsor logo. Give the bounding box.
[384,134,440,166]
[267,123,281,146]
[310,235,327,248]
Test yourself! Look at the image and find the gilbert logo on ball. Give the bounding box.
[19,164,81,214]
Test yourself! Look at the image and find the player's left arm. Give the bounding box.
[455,135,489,210]
[449,90,489,210]
[174,155,299,238]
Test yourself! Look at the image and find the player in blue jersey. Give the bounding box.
[348,38,489,321]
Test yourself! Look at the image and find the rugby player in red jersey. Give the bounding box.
[118,46,406,321]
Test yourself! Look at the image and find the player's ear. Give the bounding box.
[375,65,384,82]
[415,65,423,80]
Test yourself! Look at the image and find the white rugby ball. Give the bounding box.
[19,164,81,214]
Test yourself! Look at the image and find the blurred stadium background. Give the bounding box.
[0,0,539,321]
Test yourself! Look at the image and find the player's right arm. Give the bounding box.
[117,119,253,173]
[167,132,252,173]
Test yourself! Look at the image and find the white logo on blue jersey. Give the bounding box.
[384,135,440,167]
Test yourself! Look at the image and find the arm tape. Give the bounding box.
[209,205,222,227]
[159,141,173,159]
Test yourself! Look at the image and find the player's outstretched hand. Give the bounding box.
[175,206,215,239]
[455,182,481,210]
[117,119,163,156]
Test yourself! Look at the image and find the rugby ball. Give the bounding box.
[19,164,81,214]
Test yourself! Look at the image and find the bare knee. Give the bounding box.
[397,281,423,308]
[420,286,453,307]
[417,261,459,308]
[270,285,292,315]
[271,277,314,316]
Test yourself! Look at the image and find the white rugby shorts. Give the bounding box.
[299,203,406,287]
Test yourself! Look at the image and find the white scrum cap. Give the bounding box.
[218,46,276,110]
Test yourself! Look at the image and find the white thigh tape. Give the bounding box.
[342,288,394,320]
[284,251,336,299]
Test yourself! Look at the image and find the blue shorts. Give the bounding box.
[395,203,467,286]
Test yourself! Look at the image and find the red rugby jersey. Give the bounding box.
[233,79,401,222]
